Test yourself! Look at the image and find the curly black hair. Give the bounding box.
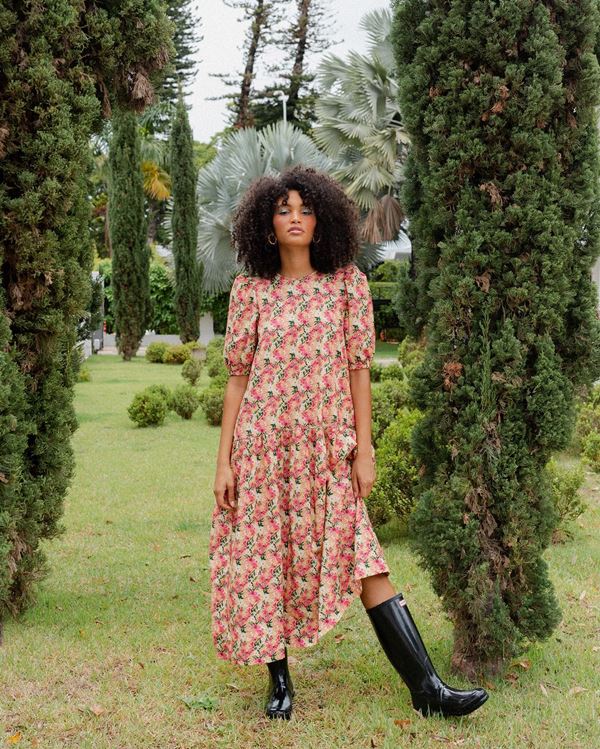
[230,165,360,279]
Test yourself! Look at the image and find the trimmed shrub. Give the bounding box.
[182,357,203,386]
[169,384,201,419]
[77,365,92,382]
[146,384,171,402]
[146,341,169,363]
[546,457,586,543]
[199,384,226,426]
[366,408,422,528]
[163,343,192,364]
[128,389,168,427]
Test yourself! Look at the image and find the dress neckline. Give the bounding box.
[276,270,319,282]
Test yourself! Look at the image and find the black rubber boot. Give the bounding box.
[264,646,295,719]
[366,593,488,717]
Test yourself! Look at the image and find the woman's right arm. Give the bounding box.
[213,375,249,510]
[213,273,259,511]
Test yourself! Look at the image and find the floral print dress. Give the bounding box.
[209,263,390,665]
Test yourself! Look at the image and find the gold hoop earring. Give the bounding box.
[267,232,278,246]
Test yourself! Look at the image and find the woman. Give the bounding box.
[210,165,488,720]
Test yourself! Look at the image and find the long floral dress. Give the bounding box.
[209,262,390,665]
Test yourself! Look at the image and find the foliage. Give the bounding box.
[371,260,404,282]
[380,363,405,381]
[146,342,170,363]
[371,379,411,445]
[581,431,600,472]
[170,90,202,342]
[182,358,203,386]
[169,383,201,420]
[394,0,600,674]
[0,0,171,625]
[127,388,168,427]
[199,384,226,427]
[546,458,586,543]
[366,408,422,528]
[149,262,178,334]
[109,107,152,360]
[163,343,193,364]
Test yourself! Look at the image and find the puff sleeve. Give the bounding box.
[343,263,376,370]
[223,273,259,376]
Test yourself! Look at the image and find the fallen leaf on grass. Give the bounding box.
[180,694,219,710]
[89,704,105,717]
[540,683,549,697]
[394,719,412,728]
[334,633,345,643]
[225,683,240,691]
[515,659,531,670]
[568,686,587,696]
[189,576,197,583]
[6,732,22,744]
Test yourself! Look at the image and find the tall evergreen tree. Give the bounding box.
[392,0,600,675]
[212,0,285,128]
[0,1,173,634]
[249,0,335,131]
[170,89,201,342]
[109,108,152,360]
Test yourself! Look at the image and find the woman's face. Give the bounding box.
[272,189,317,246]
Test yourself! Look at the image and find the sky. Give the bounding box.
[187,0,389,142]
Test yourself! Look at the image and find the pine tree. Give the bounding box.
[212,0,285,128]
[109,107,152,360]
[170,89,202,342]
[249,0,336,131]
[392,0,600,675]
[0,0,172,633]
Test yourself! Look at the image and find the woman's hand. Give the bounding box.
[351,447,376,499]
[213,462,237,510]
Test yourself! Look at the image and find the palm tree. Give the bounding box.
[313,8,410,244]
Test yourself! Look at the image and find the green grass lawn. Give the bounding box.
[1,354,599,748]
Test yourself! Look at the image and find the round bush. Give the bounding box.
[146,383,171,402]
[145,341,169,363]
[169,383,201,419]
[128,389,168,427]
[163,343,192,364]
[182,357,203,386]
[199,383,225,426]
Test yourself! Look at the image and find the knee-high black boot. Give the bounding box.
[366,593,488,717]
[264,646,295,719]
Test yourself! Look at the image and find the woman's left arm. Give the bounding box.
[349,368,376,499]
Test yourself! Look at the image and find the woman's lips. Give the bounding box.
[288,228,304,234]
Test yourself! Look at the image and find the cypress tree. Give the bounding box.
[109,107,152,360]
[170,89,201,343]
[392,0,600,675]
[0,1,173,633]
